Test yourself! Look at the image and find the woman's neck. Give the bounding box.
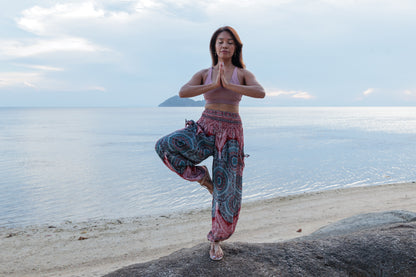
[215,61,233,71]
[217,58,233,67]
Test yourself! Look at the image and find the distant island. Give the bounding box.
[159,95,205,107]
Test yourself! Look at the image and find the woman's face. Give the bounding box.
[215,31,235,60]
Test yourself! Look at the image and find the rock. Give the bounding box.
[105,211,416,276]
[300,210,416,240]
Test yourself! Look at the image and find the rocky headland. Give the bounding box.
[158,95,205,107]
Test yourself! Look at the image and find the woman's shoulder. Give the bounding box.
[192,67,211,78]
[192,67,212,83]
[236,67,253,75]
[236,67,256,83]
[200,67,212,73]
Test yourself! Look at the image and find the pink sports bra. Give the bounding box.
[203,67,242,106]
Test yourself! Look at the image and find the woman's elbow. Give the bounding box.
[256,87,266,98]
[178,86,189,98]
[247,88,265,99]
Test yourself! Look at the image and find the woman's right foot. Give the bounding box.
[210,242,223,261]
[198,166,213,194]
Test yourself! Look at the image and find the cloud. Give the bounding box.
[267,89,314,100]
[14,1,166,38]
[87,86,106,92]
[0,37,109,59]
[0,2,124,62]
[355,88,416,104]
[356,88,377,101]
[0,69,107,92]
[363,88,375,96]
[319,0,416,13]
[0,72,43,88]
[16,2,111,35]
[0,64,106,91]
[13,64,64,71]
[23,81,36,88]
[403,89,416,99]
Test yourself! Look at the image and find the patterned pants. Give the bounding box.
[155,109,245,242]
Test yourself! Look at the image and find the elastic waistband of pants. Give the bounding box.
[202,108,241,122]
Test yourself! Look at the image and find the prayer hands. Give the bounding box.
[219,62,230,88]
[213,62,222,88]
[214,62,229,89]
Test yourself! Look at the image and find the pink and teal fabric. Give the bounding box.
[155,109,245,242]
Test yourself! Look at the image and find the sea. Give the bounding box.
[1,107,415,228]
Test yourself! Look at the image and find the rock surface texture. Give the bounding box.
[105,210,416,277]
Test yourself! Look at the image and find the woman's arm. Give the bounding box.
[179,69,220,98]
[221,68,266,99]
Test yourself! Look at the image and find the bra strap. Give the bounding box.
[208,67,213,81]
[231,67,239,84]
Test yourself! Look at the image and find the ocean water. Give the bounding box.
[0,107,415,228]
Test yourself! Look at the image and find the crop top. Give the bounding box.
[203,67,242,106]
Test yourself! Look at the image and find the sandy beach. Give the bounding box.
[1,182,415,277]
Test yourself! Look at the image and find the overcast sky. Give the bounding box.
[1,0,415,107]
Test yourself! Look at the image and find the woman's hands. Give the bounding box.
[213,62,223,88]
[213,62,230,89]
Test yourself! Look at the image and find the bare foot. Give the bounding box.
[209,242,223,261]
[198,166,213,194]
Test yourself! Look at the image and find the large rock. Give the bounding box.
[105,211,416,277]
[300,210,416,240]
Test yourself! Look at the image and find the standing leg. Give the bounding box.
[208,138,244,243]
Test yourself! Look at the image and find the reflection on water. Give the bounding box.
[0,107,415,227]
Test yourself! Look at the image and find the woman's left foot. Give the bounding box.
[210,242,224,261]
[199,166,213,194]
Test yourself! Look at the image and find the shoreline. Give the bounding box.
[1,182,415,277]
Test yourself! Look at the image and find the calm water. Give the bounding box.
[1,107,415,227]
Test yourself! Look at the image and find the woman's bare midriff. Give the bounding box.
[205,103,239,113]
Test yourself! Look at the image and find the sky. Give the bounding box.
[0,0,415,107]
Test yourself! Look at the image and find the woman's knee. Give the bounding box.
[155,136,167,158]
[155,132,189,156]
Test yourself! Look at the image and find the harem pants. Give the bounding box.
[155,109,245,242]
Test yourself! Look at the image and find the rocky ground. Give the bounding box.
[105,210,416,277]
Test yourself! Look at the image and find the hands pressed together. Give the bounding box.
[213,62,230,89]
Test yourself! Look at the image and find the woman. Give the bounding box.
[155,26,265,261]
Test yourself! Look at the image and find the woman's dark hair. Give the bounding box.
[210,26,245,69]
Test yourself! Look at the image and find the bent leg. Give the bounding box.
[155,121,215,182]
